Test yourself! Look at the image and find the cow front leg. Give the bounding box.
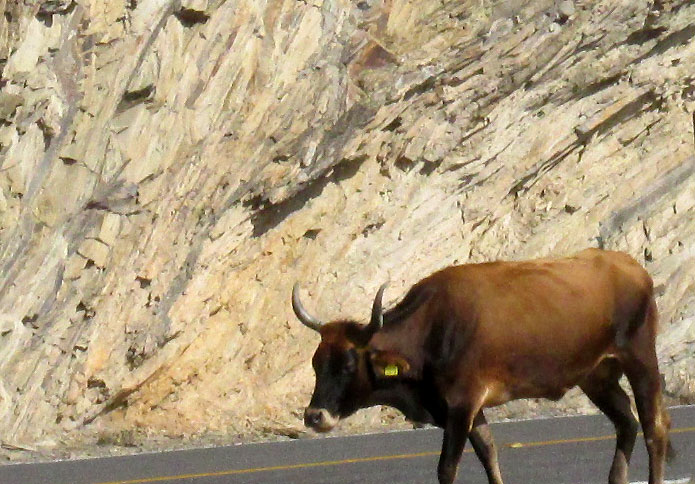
[469,411,504,484]
[438,407,474,484]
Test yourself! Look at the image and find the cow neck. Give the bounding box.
[368,316,428,377]
[362,352,446,427]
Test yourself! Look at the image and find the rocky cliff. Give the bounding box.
[0,0,694,460]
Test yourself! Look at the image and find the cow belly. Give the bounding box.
[484,350,612,405]
[473,314,617,405]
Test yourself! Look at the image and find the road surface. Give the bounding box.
[1,405,693,484]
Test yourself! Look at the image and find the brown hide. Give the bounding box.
[295,248,669,484]
[369,248,654,408]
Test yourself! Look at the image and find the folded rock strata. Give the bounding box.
[0,0,694,458]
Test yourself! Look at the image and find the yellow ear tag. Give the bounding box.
[384,364,399,377]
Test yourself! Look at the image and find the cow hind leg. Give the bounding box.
[469,411,504,484]
[580,359,638,484]
[623,355,668,484]
[621,300,668,484]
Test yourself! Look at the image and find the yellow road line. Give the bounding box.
[97,426,695,484]
[96,450,442,484]
[507,433,614,448]
[506,426,695,449]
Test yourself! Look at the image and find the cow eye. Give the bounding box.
[342,350,357,374]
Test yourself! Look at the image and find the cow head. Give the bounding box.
[292,283,388,432]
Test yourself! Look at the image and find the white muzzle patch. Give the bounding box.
[305,407,339,432]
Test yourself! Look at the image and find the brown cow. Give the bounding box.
[292,248,672,484]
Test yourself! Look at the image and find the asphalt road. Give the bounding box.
[1,406,693,484]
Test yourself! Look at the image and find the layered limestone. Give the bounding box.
[0,0,694,459]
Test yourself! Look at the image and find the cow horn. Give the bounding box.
[367,282,388,334]
[292,283,324,332]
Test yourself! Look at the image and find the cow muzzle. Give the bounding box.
[304,407,338,432]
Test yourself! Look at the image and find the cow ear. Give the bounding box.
[369,350,411,378]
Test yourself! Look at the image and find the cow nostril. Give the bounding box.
[304,409,323,427]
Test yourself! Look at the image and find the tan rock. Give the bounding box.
[0,0,694,461]
[77,239,110,268]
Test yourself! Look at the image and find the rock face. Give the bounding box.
[0,0,694,458]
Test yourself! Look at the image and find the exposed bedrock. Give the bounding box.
[0,0,694,459]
